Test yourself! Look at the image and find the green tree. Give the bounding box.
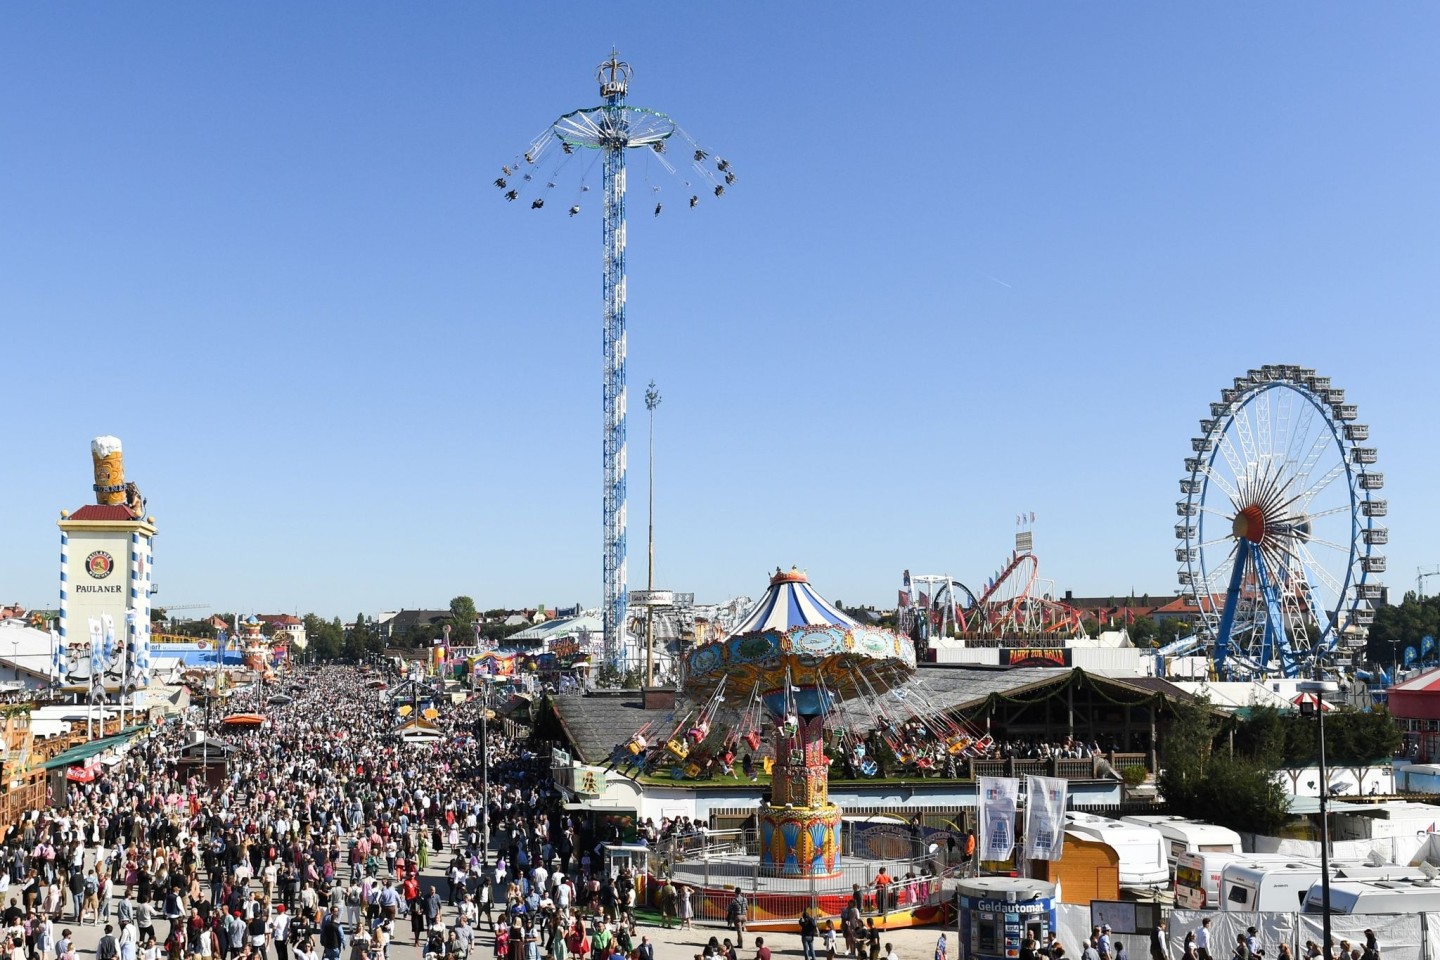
[1368,592,1440,666]
[1159,695,1291,834]
[344,614,370,661]
[1231,704,1287,769]
[449,596,479,643]
[1129,616,1158,646]
[1155,618,1185,645]
[302,613,343,661]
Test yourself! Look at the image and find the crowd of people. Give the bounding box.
[0,665,670,960]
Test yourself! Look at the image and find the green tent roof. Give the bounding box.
[42,726,148,770]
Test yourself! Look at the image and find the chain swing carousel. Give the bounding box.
[641,568,922,876]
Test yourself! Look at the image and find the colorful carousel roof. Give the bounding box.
[681,568,916,708]
[728,570,858,634]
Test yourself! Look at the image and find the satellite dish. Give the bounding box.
[1329,780,1355,795]
[1366,850,1387,867]
[1420,862,1438,881]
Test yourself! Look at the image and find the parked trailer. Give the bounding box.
[1174,852,1292,910]
[1064,811,1168,890]
[1121,815,1243,866]
[1222,861,1425,912]
[1305,877,1440,914]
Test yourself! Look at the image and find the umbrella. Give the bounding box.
[267,695,292,706]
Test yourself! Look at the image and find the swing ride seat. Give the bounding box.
[665,739,690,760]
[686,724,709,744]
[859,759,879,776]
[742,730,762,751]
[626,737,648,755]
[683,761,703,778]
[945,737,972,756]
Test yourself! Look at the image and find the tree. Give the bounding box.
[303,613,343,661]
[449,596,479,643]
[1159,695,1291,834]
[1368,592,1440,666]
[1129,616,1158,646]
[344,614,370,661]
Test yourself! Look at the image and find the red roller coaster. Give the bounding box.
[900,533,1086,642]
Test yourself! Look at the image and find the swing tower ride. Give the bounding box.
[499,54,734,673]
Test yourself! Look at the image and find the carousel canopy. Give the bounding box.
[682,568,916,707]
[727,568,858,637]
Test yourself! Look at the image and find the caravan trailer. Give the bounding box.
[1064,811,1168,889]
[1221,861,1323,912]
[1121,815,1243,867]
[1222,861,1423,913]
[1174,852,1292,910]
[1305,877,1440,914]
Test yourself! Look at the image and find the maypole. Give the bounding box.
[501,53,736,678]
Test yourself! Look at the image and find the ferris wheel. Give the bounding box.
[1176,365,1386,679]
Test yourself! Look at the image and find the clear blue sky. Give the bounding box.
[2,4,1436,619]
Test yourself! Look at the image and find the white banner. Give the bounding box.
[100,613,115,671]
[1025,775,1068,861]
[88,617,104,685]
[978,775,1019,861]
[50,630,66,683]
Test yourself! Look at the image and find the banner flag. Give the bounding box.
[978,775,1019,861]
[101,613,117,670]
[88,618,104,685]
[1024,775,1068,861]
[50,629,67,683]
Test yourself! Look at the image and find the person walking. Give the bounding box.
[726,888,747,950]
[1151,922,1171,960]
[1195,920,1211,960]
[799,910,818,960]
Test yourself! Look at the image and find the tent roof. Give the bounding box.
[727,569,856,637]
[42,726,147,770]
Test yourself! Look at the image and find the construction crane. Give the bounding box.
[1419,567,1440,599]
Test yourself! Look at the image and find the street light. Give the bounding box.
[477,678,494,865]
[1298,679,1338,959]
[644,380,661,689]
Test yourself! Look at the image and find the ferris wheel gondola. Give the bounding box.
[1177,365,1385,679]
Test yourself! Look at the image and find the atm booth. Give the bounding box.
[956,878,1057,960]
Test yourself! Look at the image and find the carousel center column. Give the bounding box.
[759,704,842,878]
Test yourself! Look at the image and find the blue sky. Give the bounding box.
[1,4,1436,619]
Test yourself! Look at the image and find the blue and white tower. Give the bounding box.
[503,53,735,674]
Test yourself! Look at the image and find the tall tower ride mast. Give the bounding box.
[501,53,735,675]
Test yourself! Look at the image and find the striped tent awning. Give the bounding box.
[727,567,857,637]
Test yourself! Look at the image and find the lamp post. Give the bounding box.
[1298,679,1338,958]
[478,678,493,865]
[644,380,661,688]
[9,637,20,686]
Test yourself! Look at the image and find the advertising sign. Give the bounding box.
[977,775,1019,861]
[1023,775,1068,861]
[1000,648,1072,668]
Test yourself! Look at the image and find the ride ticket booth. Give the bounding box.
[600,843,651,906]
[956,878,1057,960]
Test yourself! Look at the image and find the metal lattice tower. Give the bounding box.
[598,54,631,673]
[502,53,734,677]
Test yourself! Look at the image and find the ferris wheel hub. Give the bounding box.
[1232,504,1267,544]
